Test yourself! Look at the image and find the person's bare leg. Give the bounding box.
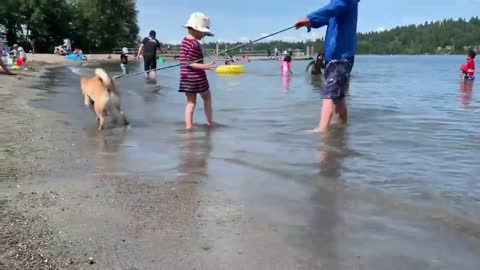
[312,99,334,133]
[200,90,213,127]
[185,93,197,130]
[144,71,149,80]
[149,70,156,81]
[334,99,348,126]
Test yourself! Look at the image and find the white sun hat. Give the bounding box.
[183,12,214,36]
[122,47,128,54]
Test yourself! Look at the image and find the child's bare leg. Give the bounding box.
[313,99,334,133]
[200,90,213,127]
[334,99,348,126]
[185,93,197,130]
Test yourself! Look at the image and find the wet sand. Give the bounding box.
[1,57,480,269]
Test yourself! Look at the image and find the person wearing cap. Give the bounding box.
[295,0,359,133]
[179,12,215,130]
[136,30,161,81]
[120,47,131,75]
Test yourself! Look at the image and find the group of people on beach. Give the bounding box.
[0,43,26,75]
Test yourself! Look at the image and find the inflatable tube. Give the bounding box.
[158,57,165,63]
[216,65,244,74]
[65,54,82,60]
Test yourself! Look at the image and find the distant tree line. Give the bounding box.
[356,17,480,54]
[0,0,139,53]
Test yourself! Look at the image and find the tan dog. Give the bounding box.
[80,68,129,129]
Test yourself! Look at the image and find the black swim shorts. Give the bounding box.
[143,54,157,72]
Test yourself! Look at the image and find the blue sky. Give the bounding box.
[138,0,480,44]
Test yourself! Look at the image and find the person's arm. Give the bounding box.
[156,40,162,54]
[136,44,144,59]
[306,60,314,72]
[295,0,350,29]
[467,61,475,73]
[137,39,145,59]
[185,43,215,70]
[189,61,215,70]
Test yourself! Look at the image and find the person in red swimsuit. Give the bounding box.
[460,48,476,80]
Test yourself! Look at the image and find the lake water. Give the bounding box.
[33,55,480,269]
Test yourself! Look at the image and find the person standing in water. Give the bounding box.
[281,55,293,76]
[460,48,476,80]
[179,12,215,130]
[306,52,325,75]
[137,30,161,81]
[295,0,359,133]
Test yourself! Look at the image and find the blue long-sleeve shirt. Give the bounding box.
[307,0,359,61]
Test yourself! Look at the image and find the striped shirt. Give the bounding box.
[179,37,209,93]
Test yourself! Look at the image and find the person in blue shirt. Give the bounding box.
[296,0,359,133]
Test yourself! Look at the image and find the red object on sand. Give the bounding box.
[460,64,467,72]
[16,58,23,66]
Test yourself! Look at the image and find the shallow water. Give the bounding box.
[32,55,480,269]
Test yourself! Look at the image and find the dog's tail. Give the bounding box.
[95,68,112,90]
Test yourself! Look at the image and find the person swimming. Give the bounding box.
[224,55,235,65]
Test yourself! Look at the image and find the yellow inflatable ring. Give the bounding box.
[216,65,244,74]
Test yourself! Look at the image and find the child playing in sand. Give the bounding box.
[281,55,292,76]
[460,48,476,80]
[120,47,130,75]
[179,12,216,130]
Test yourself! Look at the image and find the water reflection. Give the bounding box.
[310,74,323,92]
[281,75,291,93]
[459,80,474,107]
[87,126,129,172]
[177,129,212,178]
[299,129,350,269]
[316,128,348,179]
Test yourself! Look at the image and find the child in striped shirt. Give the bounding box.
[179,13,215,130]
